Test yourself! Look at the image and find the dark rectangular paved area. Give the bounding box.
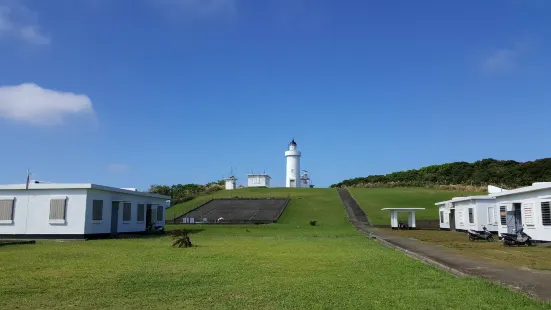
[178,198,288,224]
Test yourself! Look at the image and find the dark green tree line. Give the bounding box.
[148,180,225,205]
[330,158,551,189]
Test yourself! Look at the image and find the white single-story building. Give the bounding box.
[491,182,551,242]
[224,176,237,190]
[247,174,271,187]
[0,183,171,239]
[436,195,497,232]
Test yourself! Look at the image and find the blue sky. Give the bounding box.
[1,0,550,189]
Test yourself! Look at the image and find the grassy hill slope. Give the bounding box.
[349,187,483,225]
[167,188,354,236]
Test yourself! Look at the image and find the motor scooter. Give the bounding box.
[501,228,533,246]
[468,226,494,242]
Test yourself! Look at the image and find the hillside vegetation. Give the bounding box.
[149,181,224,205]
[349,188,482,225]
[332,158,551,189]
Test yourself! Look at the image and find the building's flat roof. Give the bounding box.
[0,183,171,200]
[246,174,271,179]
[381,208,425,211]
[449,195,495,203]
[491,183,551,198]
[434,195,494,206]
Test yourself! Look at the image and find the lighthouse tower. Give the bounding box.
[285,139,301,188]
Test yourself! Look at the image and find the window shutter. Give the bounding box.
[523,203,534,226]
[137,204,145,222]
[0,199,14,221]
[157,206,163,222]
[500,206,507,225]
[49,198,67,220]
[123,203,131,222]
[542,202,551,226]
[92,200,103,221]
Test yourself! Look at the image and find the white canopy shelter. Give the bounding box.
[381,208,425,229]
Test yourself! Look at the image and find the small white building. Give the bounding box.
[435,195,497,232]
[247,174,271,187]
[224,176,237,190]
[491,182,551,242]
[0,183,170,239]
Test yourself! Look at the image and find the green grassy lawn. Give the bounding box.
[349,188,484,225]
[381,228,551,271]
[1,188,549,309]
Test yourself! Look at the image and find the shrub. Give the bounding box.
[172,229,193,248]
[309,220,317,226]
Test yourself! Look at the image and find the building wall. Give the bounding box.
[247,176,269,187]
[454,200,474,231]
[0,189,87,235]
[84,189,168,235]
[285,152,301,188]
[225,180,236,190]
[453,200,496,232]
[495,188,551,241]
[481,201,498,232]
[438,205,450,229]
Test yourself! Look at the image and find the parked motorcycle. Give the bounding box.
[468,226,494,242]
[501,228,533,246]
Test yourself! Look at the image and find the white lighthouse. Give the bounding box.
[285,139,301,188]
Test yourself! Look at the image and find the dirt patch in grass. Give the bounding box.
[381,229,551,271]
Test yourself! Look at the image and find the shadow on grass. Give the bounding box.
[115,229,205,240]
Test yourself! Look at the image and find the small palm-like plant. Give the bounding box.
[172,229,193,248]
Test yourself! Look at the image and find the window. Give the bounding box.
[468,208,474,224]
[92,200,103,221]
[122,202,131,222]
[0,199,15,223]
[137,204,145,222]
[542,202,551,226]
[150,204,156,222]
[157,206,163,222]
[500,206,507,225]
[523,203,534,226]
[440,211,444,223]
[49,198,67,223]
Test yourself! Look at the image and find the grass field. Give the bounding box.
[349,187,483,225]
[381,228,551,271]
[1,188,549,309]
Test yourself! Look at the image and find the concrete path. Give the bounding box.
[337,188,551,302]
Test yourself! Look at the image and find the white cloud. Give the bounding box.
[481,40,532,74]
[0,83,94,126]
[482,48,518,74]
[0,0,50,45]
[19,25,50,45]
[153,0,237,19]
[108,164,130,173]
